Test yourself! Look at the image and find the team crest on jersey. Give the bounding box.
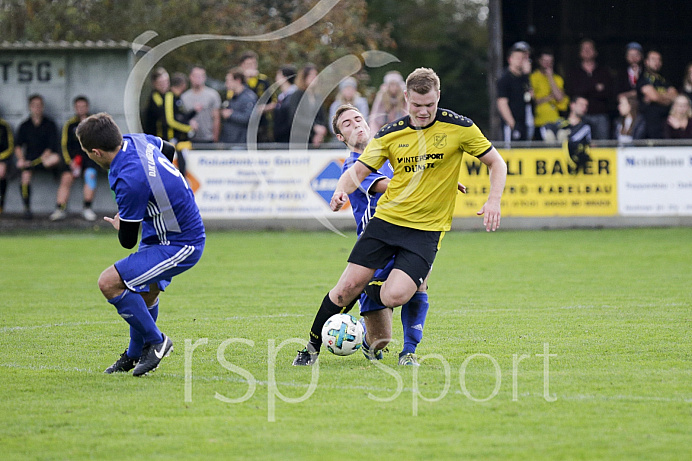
[433,134,447,148]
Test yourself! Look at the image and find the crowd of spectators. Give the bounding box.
[496,39,691,144]
[1,45,690,220]
[141,56,407,150]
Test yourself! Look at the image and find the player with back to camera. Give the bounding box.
[76,113,206,377]
[294,104,466,366]
[296,68,507,363]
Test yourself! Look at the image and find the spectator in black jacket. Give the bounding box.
[273,65,298,144]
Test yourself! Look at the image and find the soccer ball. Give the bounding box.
[321,313,364,356]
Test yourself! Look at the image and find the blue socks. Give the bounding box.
[126,299,160,359]
[401,292,429,354]
[108,290,162,358]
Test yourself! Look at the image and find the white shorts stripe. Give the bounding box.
[125,245,195,288]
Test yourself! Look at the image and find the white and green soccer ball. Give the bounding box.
[321,313,364,356]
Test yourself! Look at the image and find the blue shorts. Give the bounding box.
[114,242,204,293]
[359,258,395,314]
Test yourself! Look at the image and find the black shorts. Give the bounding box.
[348,217,442,287]
[23,155,70,172]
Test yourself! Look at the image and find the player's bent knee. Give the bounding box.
[333,282,365,306]
[97,266,125,298]
[381,291,413,308]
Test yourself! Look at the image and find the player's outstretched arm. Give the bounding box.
[476,148,507,232]
[330,161,372,211]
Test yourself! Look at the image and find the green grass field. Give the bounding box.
[1,228,690,460]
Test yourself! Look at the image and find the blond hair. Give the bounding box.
[405,68,440,95]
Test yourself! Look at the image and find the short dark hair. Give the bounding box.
[73,95,89,105]
[297,63,318,91]
[170,72,188,88]
[537,48,554,58]
[28,93,43,104]
[75,112,123,153]
[239,50,258,64]
[227,67,245,84]
[331,104,361,137]
[278,65,296,84]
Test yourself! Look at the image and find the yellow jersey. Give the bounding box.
[358,108,492,231]
[529,70,569,127]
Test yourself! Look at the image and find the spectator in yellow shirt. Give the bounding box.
[530,48,569,140]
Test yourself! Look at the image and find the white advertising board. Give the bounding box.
[186,149,354,220]
[618,147,692,216]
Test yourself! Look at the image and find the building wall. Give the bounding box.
[0,48,133,133]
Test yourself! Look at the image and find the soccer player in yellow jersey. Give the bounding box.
[303,68,507,361]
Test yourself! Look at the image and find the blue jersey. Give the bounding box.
[109,134,205,247]
[343,151,393,236]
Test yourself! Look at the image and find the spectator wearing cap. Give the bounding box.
[328,77,370,134]
[496,41,534,142]
[369,71,407,134]
[565,39,616,140]
[617,42,644,99]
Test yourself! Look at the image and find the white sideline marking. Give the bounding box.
[1,362,690,403]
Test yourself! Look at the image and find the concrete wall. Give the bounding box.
[0,47,133,134]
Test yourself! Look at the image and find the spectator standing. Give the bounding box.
[238,51,274,143]
[61,96,99,221]
[181,66,222,143]
[565,39,615,140]
[663,95,692,139]
[614,94,646,143]
[288,63,328,147]
[14,94,61,220]
[637,50,678,139]
[328,77,370,134]
[142,67,170,138]
[680,63,692,102]
[273,65,298,143]
[167,72,197,177]
[0,113,14,215]
[369,71,407,134]
[616,42,644,99]
[530,48,569,140]
[220,68,258,146]
[497,41,533,142]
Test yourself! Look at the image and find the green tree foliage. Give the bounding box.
[1,1,489,126]
[366,0,490,128]
[0,0,393,85]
